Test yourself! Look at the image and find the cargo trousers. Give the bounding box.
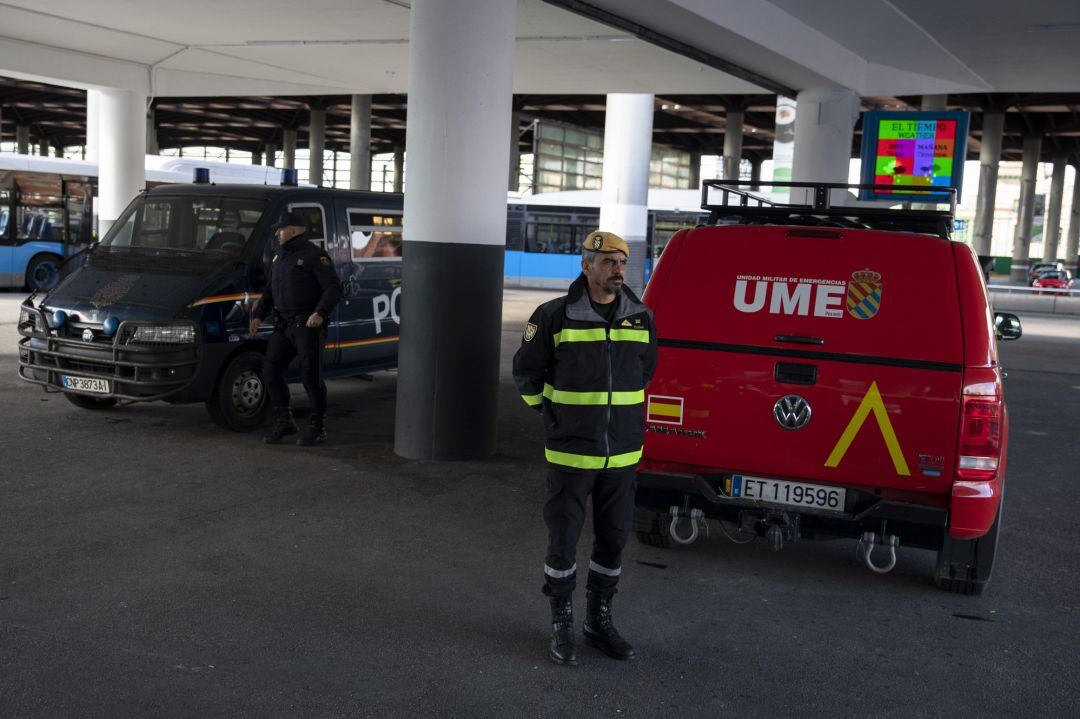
[542,465,637,599]
[264,318,328,416]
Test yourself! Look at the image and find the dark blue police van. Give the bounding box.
[17,172,403,431]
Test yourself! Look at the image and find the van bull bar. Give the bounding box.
[17,305,200,401]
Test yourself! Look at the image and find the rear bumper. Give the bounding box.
[636,471,950,551]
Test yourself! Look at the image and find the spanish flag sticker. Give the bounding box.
[647,395,683,425]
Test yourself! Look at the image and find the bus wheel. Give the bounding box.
[26,253,63,292]
[64,393,119,410]
[207,351,268,432]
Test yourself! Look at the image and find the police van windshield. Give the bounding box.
[99,195,268,259]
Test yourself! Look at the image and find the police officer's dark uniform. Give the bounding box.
[513,231,658,666]
[252,211,342,445]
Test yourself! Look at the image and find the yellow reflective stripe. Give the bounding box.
[609,329,649,343]
[553,328,607,347]
[545,447,643,469]
[521,393,543,406]
[543,384,644,406]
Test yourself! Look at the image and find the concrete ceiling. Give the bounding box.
[0,0,1078,99]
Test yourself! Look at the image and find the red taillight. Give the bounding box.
[958,395,1002,481]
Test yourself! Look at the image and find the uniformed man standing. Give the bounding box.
[513,231,658,666]
[249,211,342,445]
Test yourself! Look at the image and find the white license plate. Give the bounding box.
[61,375,110,394]
[728,475,845,512]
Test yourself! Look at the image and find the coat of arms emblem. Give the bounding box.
[846,269,883,319]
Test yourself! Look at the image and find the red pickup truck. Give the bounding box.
[636,181,1022,595]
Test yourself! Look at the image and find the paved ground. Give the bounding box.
[0,289,1077,718]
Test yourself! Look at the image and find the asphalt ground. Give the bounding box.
[0,289,1077,718]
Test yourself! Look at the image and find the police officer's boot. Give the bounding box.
[263,408,298,444]
[548,596,578,666]
[296,414,327,446]
[583,591,636,660]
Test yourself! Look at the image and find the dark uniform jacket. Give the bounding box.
[513,273,658,471]
[253,234,342,323]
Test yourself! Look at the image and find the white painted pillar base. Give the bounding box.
[791,88,860,205]
[98,89,146,237]
[599,93,654,294]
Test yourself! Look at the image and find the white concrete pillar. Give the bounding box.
[394,0,516,460]
[308,107,326,186]
[16,124,29,154]
[98,89,147,236]
[791,88,860,204]
[393,145,404,193]
[1009,135,1042,283]
[282,129,297,169]
[350,95,372,191]
[85,89,100,163]
[1064,165,1080,275]
[723,109,743,181]
[1043,156,1067,262]
[599,93,654,294]
[972,111,1004,257]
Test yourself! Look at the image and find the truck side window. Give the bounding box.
[347,209,402,261]
[288,203,327,249]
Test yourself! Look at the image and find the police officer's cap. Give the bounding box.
[271,210,308,232]
[582,231,629,258]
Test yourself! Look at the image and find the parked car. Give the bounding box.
[1028,261,1064,285]
[1031,269,1073,293]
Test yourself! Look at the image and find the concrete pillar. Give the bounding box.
[308,107,326,186]
[350,95,372,191]
[39,139,50,156]
[85,89,100,163]
[393,145,404,193]
[146,108,158,155]
[282,129,297,169]
[509,110,521,191]
[1064,165,1080,275]
[54,144,64,158]
[791,88,860,204]
[16,124,29,154]
[921,95,948,111]
[723,110,744,181]
[394,0,516,460]
[1009,135,1042,283]
[252,149,262,166]
[98,89,147,236]
[599,93,654,295]
[688,151,701,189]
[1043,156,1067,262]
[749,156,763,190]
[265,142,277,167]
[972,111,1004,257]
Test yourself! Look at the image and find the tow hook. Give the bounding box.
[858,531,900,574]
[669,506,704,545]
[763,512,800,552]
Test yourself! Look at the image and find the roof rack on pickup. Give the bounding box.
[700,180,957,239]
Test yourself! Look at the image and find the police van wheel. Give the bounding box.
[633,508,674,549]
[26,253,63,292]
[207,351,268,432]
[64,393,119,410]
[933,499,1002,596]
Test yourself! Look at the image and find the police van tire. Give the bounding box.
[26,253,63,292]
[207,351,268,432]
[933,498,1002,596]
[64,392,118,410]
[633,507,674,549]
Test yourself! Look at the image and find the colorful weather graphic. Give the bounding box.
[874,119,956,189]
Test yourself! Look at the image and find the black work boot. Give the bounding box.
[263,408,298,444]
[296,414,327,446]
[583,592,636,660]
[548,596,578,666]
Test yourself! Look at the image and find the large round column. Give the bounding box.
[97,89,146,237]
[1064,166,1080,276]
[722,109,743,181]
[972,111,1004,257]
[308,107,326,186]
[349,95,372,191]
[599,93,654,295]
[16,124,29,155]
[1009,135,1042,283]
[282,129,297,169]
[791,88,860,204]
[394,0,516,460]
[1043,156,1067,262]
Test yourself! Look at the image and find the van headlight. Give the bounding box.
[128,324,196,344]
[18,306,45,335]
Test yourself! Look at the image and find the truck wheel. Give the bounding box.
[633,507,674,549]
[64,393,119,410]
[206,351,268,432]
[934,499,1002,596]
[26,253,63,292]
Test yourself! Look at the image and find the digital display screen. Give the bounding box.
[859,111,969,202]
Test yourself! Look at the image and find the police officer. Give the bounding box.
[249,211,342,445]
[513,231,658,666]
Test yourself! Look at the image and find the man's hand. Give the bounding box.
[306,312,325,328]
[249,317,262,336]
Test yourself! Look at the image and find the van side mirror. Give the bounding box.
[994,312,1022,341]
